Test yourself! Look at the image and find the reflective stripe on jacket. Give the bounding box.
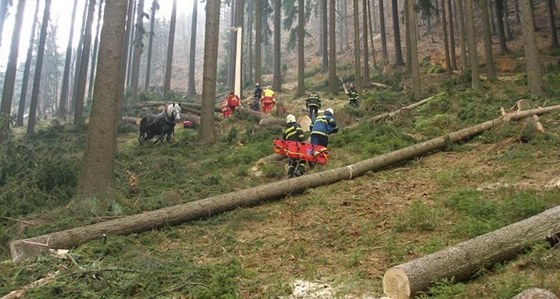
[311,113,338,136]
[283,123,305,141]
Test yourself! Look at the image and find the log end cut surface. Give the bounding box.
[383,267,411,299]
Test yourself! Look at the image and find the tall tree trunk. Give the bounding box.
[164,0,177,93]
[57,0,80,120]
[200,0,220,143]
[379,0,389,64]
[187,0,198,97]
[227,1,236,89]
[296,0,305,96]
[480,0,497,81]
[328,0,337,94]
[353,0,362,90]
[408,0,420,100]
[0,0,10,49]
[125,0,137,87]
[74,0,97,125]
[246,0,254,86]
[144,0,158,92]
[87,0,105,103]
[456,0,468,72]
[321,0,328,72]
[391,0,404,66]
[495,0,509,54]
[130,0,145,102]
[12,104,560,261]
[76,0,128,203]
[520,0,543,96]
[26,0,52,137]
[254,0,262,85]
[441,0,452,78]
[465,0,480,90]
[367,0,378,67]
[1,0,26,120]
[17,0,40,127]
[548,0,559,49]
[343,0,350,49]
[362,0,370,83]
[272,0,282,91]
[404,0,411,73]
[233,0,244,94]
[447,0,456,70]
[71,1,90,116]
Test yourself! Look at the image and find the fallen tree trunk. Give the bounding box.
[9,105,560,261]
[383,204,560,299]
[1,271,60,299]
[511,288,558,299]
[346,93,443,130]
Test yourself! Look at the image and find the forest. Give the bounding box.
[2,0,560,298]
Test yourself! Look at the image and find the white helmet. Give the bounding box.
[326,108,334,116]
[286,114,296,123]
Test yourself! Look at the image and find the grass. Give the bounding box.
[3,71,560,297]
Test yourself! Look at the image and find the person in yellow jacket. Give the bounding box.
[260,86,276,113]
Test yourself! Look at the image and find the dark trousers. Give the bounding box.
[310,134,328,147]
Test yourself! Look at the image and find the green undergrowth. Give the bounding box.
[3,73,560,297]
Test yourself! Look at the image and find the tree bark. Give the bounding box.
[76,0,128,201]
[519,0,543,96]
[130,0,145,102]
[272,0,282,91]
[362,0,370,83]
[74,0,97,125]
[1,0,26,118]
[353,0,362,90]
[254,0,262,85]
[187,0,198,97]
[391,0,403,66]
[441,0,452,78]
[407,0,420,99]
[465,0,480,90]
[200,0,220,143]
[379,0,389,64]
[11,104,560,261]
[26,0,52,137]
[163,0,177,93]
[328,0,337,94]
[383,202,560,299]
[144,0,158,91]
[17,0,40,127]
[480,0,497,81]
[296,0,305,96]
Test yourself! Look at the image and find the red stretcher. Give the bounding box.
[273,139,329,165]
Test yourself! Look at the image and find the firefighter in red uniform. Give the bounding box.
[260,86,276,114]
[222,91,240,118]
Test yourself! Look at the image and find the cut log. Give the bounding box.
[1,271,60,299]
[383,205,560,298]
[511,288,558,299]
[9,105,560,261]
[258,116,285,126]
[516,99,544,142]
[345,93,443,130]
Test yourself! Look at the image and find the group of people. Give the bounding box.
[283,106,338,178]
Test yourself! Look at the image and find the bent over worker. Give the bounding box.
[310,108,338,148]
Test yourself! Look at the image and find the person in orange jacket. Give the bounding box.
[222,91,240,118]
[260,86,276,113]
